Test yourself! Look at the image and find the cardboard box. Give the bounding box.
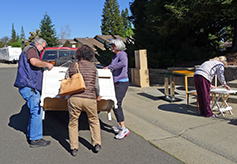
[131,68,149,87]
[135,49,148,69]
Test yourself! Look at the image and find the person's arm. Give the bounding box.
[27,47,53,70]
[216,64,231,90]
[107,53,127,70]
[30,58,53,70]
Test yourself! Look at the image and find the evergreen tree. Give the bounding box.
[121,8,134,38]
[9,23,17,45]
[21,26,25,40]
[39,12,58,47]
[101,0,123,36]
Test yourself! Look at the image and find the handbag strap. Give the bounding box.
[75,62,81,74]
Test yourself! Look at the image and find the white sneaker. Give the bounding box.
[115,127,130,139]
[112,124,121,133]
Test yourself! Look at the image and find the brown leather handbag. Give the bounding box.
[59,62,86,96]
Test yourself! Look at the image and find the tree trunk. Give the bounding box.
[231,19,237,52]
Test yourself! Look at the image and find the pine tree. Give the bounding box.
[9,23,17,45]
[101,0,123,36]
[121,8,134,38]
[39,12,58,47]
[21,26,25,40]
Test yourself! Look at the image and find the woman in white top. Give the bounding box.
[194,56,230,117]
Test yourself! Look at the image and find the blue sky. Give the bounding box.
[0,0,133,39]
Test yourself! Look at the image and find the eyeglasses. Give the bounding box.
[42,45,46,50]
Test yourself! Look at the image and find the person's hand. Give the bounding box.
[97,95,102,101]
[103,66,108,69]
[211,85,217,89]
[224,84,231,90]
[59,95,65,100]
[47,62,54,70]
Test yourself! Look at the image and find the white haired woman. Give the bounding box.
[194,56,230,117]
[104,38,130,139]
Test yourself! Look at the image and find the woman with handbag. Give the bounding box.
[66,45,102,156]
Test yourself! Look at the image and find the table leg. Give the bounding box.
[170,76,175,101]
[164,77,169,99]
[220,94,233,115]
[214,95,225,116]
[211,95,221,110]
[185,76,188,98]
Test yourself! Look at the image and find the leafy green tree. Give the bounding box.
[164,0,237,51]
[0,36,10,48]
[11,38,22,47]
[121,8,134,38]
[101,0,123,36]
[25,29,41,45]
[39,12,58,47]
[130,0,237,68]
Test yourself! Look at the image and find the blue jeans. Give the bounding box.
[19,87,43,140]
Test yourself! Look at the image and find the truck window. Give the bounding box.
[42,50,58,60]
[59,50,70,58]
[70,50,76,56]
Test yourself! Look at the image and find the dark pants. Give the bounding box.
[194,75,213,117]
[113,81,129,122]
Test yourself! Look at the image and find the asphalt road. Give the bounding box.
[0,66,183,164]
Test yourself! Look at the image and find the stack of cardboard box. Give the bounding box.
[131,49,150,87]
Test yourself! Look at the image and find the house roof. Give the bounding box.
[63,35,127,52]
[58,39,68,46]
[63,39,77,46]
[74,38,106,51]
[221,41,232,47]
[94,35,126,45]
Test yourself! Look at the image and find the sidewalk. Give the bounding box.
[0,61,17,67]
[116,84,237,164]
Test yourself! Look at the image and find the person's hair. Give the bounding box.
[110,38,126,51]
[209,56,227,65]
[75,45,95,61]
[32,37,47,46]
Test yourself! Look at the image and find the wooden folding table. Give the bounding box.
[172,70,195,98]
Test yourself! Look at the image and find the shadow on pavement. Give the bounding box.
[8,103,29,136]
[228,119,237,126]
[8,105,114,153]
[43,111,114,153]
[137,92,160,101]
[158,103,200,116]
